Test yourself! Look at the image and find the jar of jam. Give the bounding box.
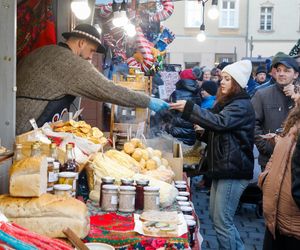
[175,184,187,192]
[46,157,55,189]
[178,191,190,200]
[101,184,118,212]
[180,206,193,215]
[53,184,72,197]
[175,180,187,186]
[178,201,191,207]
[100,177,115,207]
[119,186,136,213]
[135,179,149,210]
[58,172,77,197]
[121,178,134,186]
[183,214,195,221]
[186,219,196,247]
[144,186,160,211]
[176,196,188,202]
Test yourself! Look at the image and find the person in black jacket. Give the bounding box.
[170,60,255,250]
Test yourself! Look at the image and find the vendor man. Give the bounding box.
[16,24,168,135]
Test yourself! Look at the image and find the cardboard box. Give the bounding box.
[164,143,183,181]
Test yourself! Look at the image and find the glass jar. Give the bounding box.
[178,201,191,207]
[101,184,118,212]
[53,162,60,184]
[175,184,187,192]
[13,143,24,162]
[175,180,187,186]
[119,186,136,213]
[186,219,196,247]
[53,184,72,197]
[183,215,195,221]
[180,206,193,215]
[100,177,115,207]
[58,172,77,197]
[178,191,190,200]
[121,178,134,186]
[46,157,56,189]
[144,186,160,211]
[135,179,149,210]
[176,196,188,202]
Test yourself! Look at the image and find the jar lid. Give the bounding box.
[136,179,149,185]
[176,196,188,201]
[144,186,160,192]
[53,184,72,191]
[47,187,54,191]
[180,206,193,212]
[178,191,190,197]
[102,184,118,190]
[178,201,190,207]
[46,157,54,163]
[120,186,136,191]
[186,219,196,226]
[175,184,187,189]
[101,176,115,183]
[58,172,77,178]
[184,215,195,221]
[53,162,60,169]
[121,178,134,185]
[175,180,187,185]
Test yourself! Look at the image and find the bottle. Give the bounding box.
[49,143,62,169]
[30,142,41,156]
[13,144,24,162]
[46,157,55,193]
[60,143,79,173]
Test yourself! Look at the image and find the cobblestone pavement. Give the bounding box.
[191,177,265,250]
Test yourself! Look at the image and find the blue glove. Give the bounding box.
[148,98,169,112]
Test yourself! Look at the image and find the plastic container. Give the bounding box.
[101,185,118,212]
[135,179,149,210]
[53,184,72,197]
[119,186,136,213]
[58,172,77,197]
[144,186,160,211]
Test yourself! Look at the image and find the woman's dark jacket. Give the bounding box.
[182,91,255,179]
[167,79,201,145]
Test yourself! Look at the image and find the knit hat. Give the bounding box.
[222,60,252,88]
[201,80,218,96]
[256,65,267,75]
[192,66,203,80]
[217,62,231,70]
[62,24,106,53]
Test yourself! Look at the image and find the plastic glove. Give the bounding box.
[148,98,169,112]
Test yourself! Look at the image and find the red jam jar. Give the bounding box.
[135,179,149,210]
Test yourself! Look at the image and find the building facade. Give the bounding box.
[163,0,300,68]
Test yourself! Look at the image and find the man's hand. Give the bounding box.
[169,100,187,112]
[283,84,295,97]
[148,98,169,112]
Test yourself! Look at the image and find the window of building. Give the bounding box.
[184,62,200,69]
[219,0,239,28]
[215,53,236,64]
[260,6,273,31]
[185,1,203,28]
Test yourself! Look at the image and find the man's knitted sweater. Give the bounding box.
[16,45,150,134]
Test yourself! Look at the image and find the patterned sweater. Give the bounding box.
[16,45,150,134]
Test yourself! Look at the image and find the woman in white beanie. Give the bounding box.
[170,60,255,250]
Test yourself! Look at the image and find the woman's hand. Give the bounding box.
[169,100,187,112]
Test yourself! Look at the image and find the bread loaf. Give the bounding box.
[9,156,47,197]
[0,194,90,238]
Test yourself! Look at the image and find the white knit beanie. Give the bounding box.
[221,60,252,88]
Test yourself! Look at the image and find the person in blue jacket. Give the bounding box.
[200,80,218,109]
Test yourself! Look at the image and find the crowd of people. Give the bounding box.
[165,53,300,250]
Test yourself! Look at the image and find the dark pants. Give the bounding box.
[263,227,300,250]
